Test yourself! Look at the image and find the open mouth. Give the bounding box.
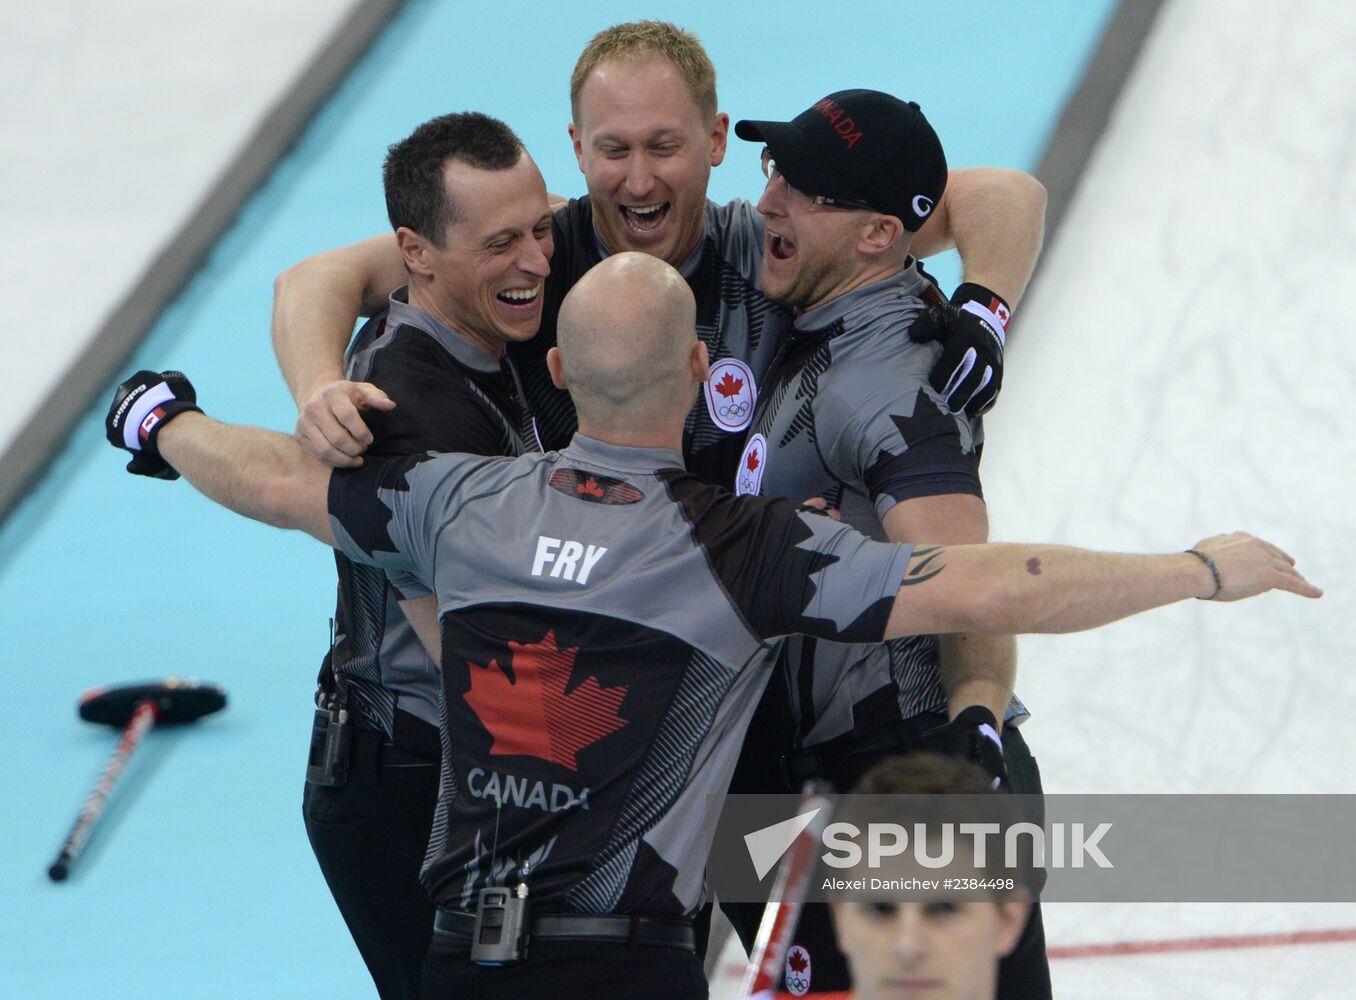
[767,229,797,261]
[497,286,541,308]
[621,202,670,234]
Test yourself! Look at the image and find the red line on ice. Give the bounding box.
[1049,927,1356,960]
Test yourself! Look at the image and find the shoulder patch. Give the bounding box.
[735,433,767,496]
[704,357,757,432]
[548,468,645,505]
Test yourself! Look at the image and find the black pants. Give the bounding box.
[422,934,707,1000]
[724,709,1052,999]
[303,727,440,999]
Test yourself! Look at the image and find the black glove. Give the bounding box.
[909,282,1010,417]
[105,370,201,480]
[920,704,1008,790]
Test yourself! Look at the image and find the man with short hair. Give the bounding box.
[723,90,1041,995]
[107,251,1316,1000]
[813,754,1033,1000]
[301,111,549,998]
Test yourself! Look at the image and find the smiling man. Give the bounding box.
[292,112,548,1000]
[566,39,716,269]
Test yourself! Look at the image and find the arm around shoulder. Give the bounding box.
[911,167,1046,307]
[271,233,407,406]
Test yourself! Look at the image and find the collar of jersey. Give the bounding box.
[387,286,502,374]
[792,260,931,336]
[563,433,684,474]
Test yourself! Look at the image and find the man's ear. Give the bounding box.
[994,900,1031,958]
[568,122,587,174]
[691,340,711,383]
[709,112,731,167]
[547,346,569,390]
[395,227,433,277]
[857,214,908,258]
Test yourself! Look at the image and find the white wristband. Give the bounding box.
[958,299,1008,348]
[122,382,177,451]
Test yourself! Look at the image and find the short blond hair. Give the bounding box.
[570,21,718,123]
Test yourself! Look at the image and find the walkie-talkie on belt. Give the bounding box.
[470,876,531,965]
[306,618,354,787]
[470,801,531,964]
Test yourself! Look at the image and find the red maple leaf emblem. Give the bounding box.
[576,476,606,498]
[788,948,808,973]
[745,448,760,471]
[463,630,628,771]
[715,372,744,398]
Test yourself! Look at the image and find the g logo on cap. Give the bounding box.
[912,195,935,218]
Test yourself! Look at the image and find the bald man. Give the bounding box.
[106,254,1317,1000]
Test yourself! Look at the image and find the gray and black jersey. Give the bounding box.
[326,435,913,915]
[509,196,790,487]
[736,265,1022,744]
[322,288,535,749]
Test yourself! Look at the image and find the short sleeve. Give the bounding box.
[758,504,914,642]
[327,452,483,595]
[660,472,912,645]
[821,372,982,520]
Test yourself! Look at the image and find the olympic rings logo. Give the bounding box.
[718,400,751,419]
[785,973,810,995]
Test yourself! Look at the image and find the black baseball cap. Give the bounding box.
[735,89,947,231]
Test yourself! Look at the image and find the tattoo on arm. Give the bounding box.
[1027,557,1042,576]
[903,545,948,586]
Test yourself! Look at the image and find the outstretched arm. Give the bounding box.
[155,412,337,544]
[105,369,393,544]
[885,534,1320,640]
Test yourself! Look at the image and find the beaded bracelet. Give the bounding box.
[1185,548,1222,600]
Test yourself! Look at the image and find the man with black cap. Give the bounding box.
[726,90,1048,999]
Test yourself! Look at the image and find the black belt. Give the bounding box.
[434,909,696,951]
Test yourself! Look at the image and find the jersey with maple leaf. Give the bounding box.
[740,265,1024,746]
[507,196,789,487]
[326,434,914,915]
[322,288,536,744]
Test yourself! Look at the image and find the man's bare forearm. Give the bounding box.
[912,168,1046,307]
[156,412,335,544]
[271,235,406,405]
[886,537,1317,639]
[880,495,1013,724]
[939,633,1016,726]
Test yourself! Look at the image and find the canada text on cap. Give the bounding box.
[735,89,947,232]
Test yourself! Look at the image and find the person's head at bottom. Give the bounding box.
[829,754,1031,1000]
